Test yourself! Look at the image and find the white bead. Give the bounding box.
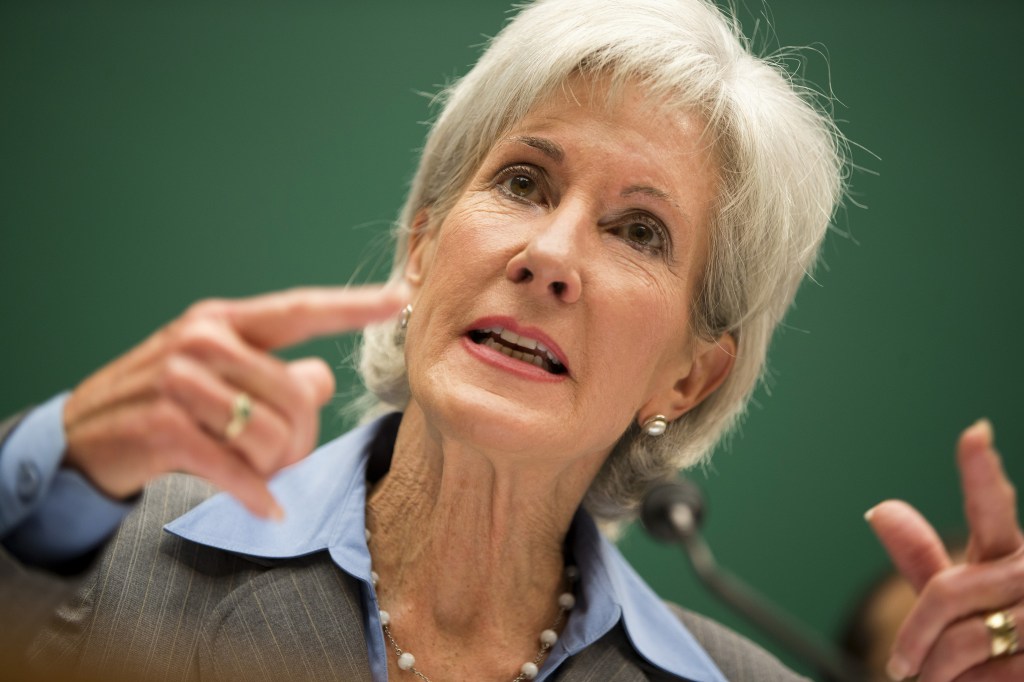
[520,661,539,679]
[558,592,576,610]
[370,570,379,587]
[565,565,580,581]
[540,629,558,647]
[397,652,416,670]
[379,609,390,626]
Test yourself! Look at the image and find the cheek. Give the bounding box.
[604,259,692,336]
[590,278,692,389]
[425,205,521,280]
[406,201,516,351]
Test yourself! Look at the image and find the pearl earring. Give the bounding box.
[641,415,668,437]
[394,304,413,345]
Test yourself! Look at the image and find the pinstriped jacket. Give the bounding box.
[1,411,805,681]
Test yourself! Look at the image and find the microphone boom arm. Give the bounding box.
[643,483,866,682]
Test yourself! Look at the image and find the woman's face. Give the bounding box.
[404,78,725,466]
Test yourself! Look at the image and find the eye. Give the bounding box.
[495,165,546,204]
[611,216,667,253]
[625,223,659,247]
[508,174,536,198]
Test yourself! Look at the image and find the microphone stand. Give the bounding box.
[642,482,866,682]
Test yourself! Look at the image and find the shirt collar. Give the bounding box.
[165,413,725,682]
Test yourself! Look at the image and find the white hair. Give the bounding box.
[357,0,847,523]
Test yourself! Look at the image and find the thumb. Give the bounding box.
[287,357,336,406]
[866,499,952,592]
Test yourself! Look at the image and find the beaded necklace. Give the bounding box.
[367,528,578,681]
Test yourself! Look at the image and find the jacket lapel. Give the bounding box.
[197,553,373,681]
[549,624,682,682]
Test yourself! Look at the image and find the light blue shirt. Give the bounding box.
[0,393,133,564]
[2,403,726,681]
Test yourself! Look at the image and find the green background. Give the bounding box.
[2,1,1021,678]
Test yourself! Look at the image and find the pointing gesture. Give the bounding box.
[62,285,407,520]
[868,421,1024,681]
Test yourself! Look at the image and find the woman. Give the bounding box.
[1,0,1021,680]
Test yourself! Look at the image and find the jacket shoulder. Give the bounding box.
[666,603,810,682]
[26,474,250,680]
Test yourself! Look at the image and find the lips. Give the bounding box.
[466,325,568,375]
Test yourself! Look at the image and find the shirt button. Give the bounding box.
[16,461,42,504]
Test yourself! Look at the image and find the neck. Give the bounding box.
[364,403,600,678]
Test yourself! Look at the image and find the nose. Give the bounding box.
[505,206,585,304]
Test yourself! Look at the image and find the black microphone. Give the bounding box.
[640,480,705,542]
[641,480,865,682]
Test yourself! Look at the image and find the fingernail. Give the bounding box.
[886,654,910,681]
[864,504,880,522]
[972,418,994,444]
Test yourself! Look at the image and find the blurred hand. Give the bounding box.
[62,285,407,519]
[868,420,1024,681]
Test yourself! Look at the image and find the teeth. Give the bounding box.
[476,326,564,370]
[495,327,541,352]
[543,349,560,366]
[534,341,562,367]
[484,337,522,362]
[482,337,550,367]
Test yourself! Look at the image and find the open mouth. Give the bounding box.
[467,326,567,375]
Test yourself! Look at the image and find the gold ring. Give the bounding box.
[224,392,252,441]
[984,609,1019,658]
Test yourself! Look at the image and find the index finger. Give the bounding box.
[959,419,1023,562]
[225,284,408,350]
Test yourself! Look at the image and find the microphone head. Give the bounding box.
[640,479,705,543]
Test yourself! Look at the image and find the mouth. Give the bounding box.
[467,326,568,375]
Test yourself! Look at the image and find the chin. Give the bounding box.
[409,379,571,458]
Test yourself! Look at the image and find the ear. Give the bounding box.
[642,332,736,423]
[404,207,437,288]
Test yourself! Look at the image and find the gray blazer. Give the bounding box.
[1,415,804,681]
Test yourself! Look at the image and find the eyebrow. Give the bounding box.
[622,184,672,204]
[622,185,688,223]
[509,135,565,163]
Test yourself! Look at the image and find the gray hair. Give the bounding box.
[357,0,846,523]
